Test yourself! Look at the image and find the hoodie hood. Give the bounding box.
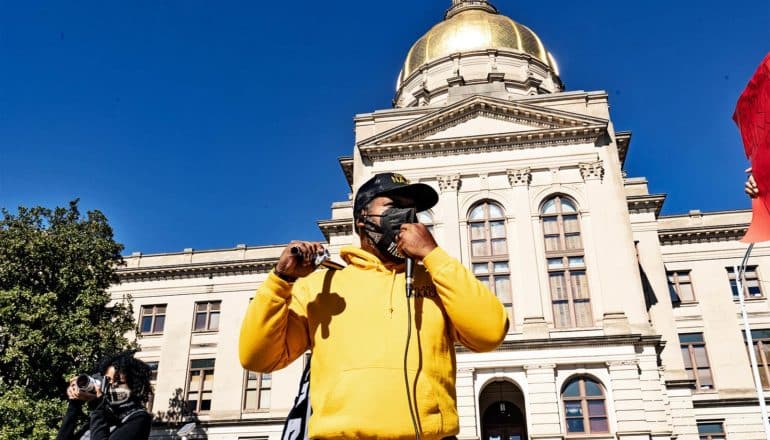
[340,246,405,273]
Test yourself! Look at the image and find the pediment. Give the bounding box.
[424,115,536,140]
[358,95,609,161]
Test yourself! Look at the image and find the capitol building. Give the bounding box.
[111,1,770,439]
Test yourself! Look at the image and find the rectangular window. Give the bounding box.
[139,304,166,335]
[243,371,272,411]
[186,359,215,412]
[697,421,725,440]
[727,266,762,299]
[680,333,714,391]
[747,329,770,389]
[145,361,159,411]
[193,301,221,332]
[667,271,695,303]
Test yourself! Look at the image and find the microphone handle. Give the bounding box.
[405,257,414,297]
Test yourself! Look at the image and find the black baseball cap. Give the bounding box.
[353,172,439,219]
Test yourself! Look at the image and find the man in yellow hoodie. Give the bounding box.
[239,172,509,440]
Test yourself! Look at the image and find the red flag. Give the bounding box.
[734,53,770,243]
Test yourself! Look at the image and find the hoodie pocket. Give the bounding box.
[311,367,445,439]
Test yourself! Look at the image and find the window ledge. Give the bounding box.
[565,434,614,440]
[733,297,766,303]
[138,333,164,338]
[192,330,219,334]
[241,409,270,415]
[673,301,699,307]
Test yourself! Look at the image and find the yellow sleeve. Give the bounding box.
[238,271,311,372]
[422,247,509,352]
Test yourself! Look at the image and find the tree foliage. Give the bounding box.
[0,200,135,439]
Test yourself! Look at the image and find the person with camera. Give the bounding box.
[239,172,509,440]
[56,351,153,440]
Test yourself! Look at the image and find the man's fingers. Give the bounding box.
[746,167,753,174]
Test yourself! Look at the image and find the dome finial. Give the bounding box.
[446,0,497,19]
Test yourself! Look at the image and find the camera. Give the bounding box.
[76,374,108,394]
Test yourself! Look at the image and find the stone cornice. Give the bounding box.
[117,258,278,283]
[395,49,558,103]
[627,194,666,217]
[359,96,607,161]
[152,416,286,429]
[338,156,353,188]
[693,397,770,408]
[362,95,608,147]
[456,334,661,353]
[318,218,354,241]
[658,224,748,245]
[359,127,606,161]
[616,130,631,166]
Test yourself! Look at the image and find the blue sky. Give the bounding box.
[1,1,769,254]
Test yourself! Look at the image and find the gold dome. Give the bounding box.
[402,5,557,80]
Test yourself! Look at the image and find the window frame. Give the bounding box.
[541,196,593,329]
[242,370,272,412]
[679,333,715,392]
[145,361,159,411]
[746,329,770,390]
[697,421,726,440]
[138,304,166,335]
[193,301,221,332]
[727,265,763,299]
[467,200,513,328]
[667,270,696,303]
[185,358,215,414]
[561,376,609,436]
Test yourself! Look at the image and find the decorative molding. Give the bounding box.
[507,167,532,187]
[606,359,640,368]
[658,224,748,245]
[456,334,662,353]
[359,95,609,147]
[579,160,605,181]
[693,397,770,408]
[318,218,354,241]
[338,156,353,188]
[523,363,556,371]
[627,194,666,217]
[118,258,278,283]
[446,74,465,88]
[616,131,632,166]
[360,129,605,161]
[437,174,461,193]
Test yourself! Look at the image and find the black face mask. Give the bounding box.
[362,207,416,262]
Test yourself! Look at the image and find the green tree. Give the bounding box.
[0,200,135,439]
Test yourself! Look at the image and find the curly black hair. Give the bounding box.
[94,350,153,405]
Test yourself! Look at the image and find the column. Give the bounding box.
[607,360,649,439]
[437,174,462,259]
[507,168,548,338]
[579,160,631,335]
[456,367,478,440]
[523,364,562,440]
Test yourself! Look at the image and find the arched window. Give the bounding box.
[417,210,434,234]
[541,196,592,328]
[469,201,512,324]
[562,376,609,435]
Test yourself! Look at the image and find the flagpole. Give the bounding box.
[735,243,770,439]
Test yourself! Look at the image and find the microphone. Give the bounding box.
[405,257,414,297]
[290,246,345,270]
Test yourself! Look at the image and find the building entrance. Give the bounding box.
[480,380,527,440]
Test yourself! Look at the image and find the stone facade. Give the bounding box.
[110,2,770,439]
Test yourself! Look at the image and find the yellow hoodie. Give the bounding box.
[239,246,508,439]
